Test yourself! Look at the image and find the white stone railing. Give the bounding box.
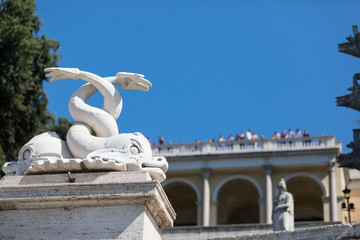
[152,136,339,156]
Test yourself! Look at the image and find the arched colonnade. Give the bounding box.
[163,171,329,226]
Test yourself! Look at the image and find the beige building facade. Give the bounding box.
[153,135,346,226]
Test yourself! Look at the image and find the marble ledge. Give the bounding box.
[0,171,176,229]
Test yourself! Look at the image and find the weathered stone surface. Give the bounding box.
[163,224,273,240]
[2,205,148,239]
[209,223,360,240]
[340,223,360,239]
[0,171,175,240]
[0,171,152,185]
[162,222,341,240]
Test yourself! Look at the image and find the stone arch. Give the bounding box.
[214,175,262,224]
[163,178,201,201]
[213,175,263,202]
[284,172,326,197]
[284,173,325,221]
[163,178,199,226]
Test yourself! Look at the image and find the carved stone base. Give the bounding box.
[0,171,175,240]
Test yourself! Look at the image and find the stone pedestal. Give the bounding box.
[0,171,175,240]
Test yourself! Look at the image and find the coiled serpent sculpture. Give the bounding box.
[2,68,168,182]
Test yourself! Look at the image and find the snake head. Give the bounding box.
[116,72,152,92]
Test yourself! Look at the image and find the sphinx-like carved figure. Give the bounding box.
[336,73,360,112]
[338,25,360,58]
[2,68,168,182]
[338,129,360,170]
[272,178,294,231]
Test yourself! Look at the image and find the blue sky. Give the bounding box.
[36,0,360,152]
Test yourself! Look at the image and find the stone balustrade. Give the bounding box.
[152,135,340,156]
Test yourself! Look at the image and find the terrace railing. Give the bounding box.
[152,135,339,157]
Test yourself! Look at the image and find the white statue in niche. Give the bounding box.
[2,68,168,182]
[272,178,294,231]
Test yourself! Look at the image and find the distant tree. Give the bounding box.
[0,0,61,166]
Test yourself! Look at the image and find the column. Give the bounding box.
[210,201,218,226]
[328,161,338,221]
[263,164,273,224]
[195,201,203,226]
[202,168,211,226]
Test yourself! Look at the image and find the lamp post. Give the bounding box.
[341,186,355,223]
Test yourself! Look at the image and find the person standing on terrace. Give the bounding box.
[303,130,310,137]
[194,139,201,151]
[280,130,288,147]
[303,130,311,146]
[288,129,295,138]
[167,141,173,152]
[272,132,281,139]
[237,131,245,149]
[246,129,252,140]
[288,129,295,146]
[281,130,288,139]
[227,134,234,150]
[252,131,259,148]
[236,131,245,140]
[252,131,259,140]
[158,136,165,145]
[158,135,165,152]
[218,134,225,150]
[240,131,245,140]
[218,134,225,142]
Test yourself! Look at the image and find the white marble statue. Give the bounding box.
[272,178,294,231]
[2,68,168,182]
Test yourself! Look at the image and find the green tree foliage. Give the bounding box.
[42,117,73,141]
[0,0,62,166]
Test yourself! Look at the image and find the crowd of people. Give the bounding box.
[150,129,311,146]
[217,129,310,143]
